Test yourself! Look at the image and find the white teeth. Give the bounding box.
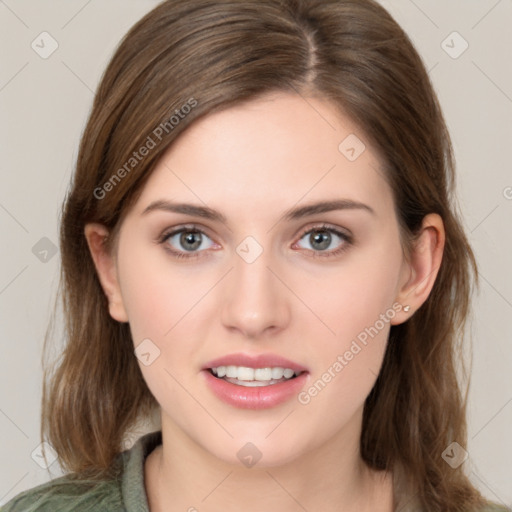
[283,368,295,378]
[237,367,254,381]
[271,367,285,379]
[211,365,301,382]
[255,368,272,381]
[226,365,238,378]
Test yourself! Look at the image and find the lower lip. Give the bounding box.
[202,370,309,410]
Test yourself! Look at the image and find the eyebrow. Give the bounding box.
[141,198,375,223]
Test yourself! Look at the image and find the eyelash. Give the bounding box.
[158,223,353,260]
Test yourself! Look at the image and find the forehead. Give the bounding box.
[130,92,393,220]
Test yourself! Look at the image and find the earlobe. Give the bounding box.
[84,223,129,323]
[391,213,445,325]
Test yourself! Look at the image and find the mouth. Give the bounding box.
[201,353,309,409]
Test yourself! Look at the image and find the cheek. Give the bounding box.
[295,237,402,412]
[305,234,402,342]
[116,238,200,343]
[115,236,219,383]
[116,244,203,419]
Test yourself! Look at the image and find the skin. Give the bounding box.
[85,92,445,512]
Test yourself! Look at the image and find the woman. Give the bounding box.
[2,0,508,510]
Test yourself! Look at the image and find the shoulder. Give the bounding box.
[1,430,162,512]
[0,474,123,512]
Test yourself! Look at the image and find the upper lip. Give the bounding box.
[203,353,309,372]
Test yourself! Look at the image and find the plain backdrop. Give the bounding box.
[0,0,511,507]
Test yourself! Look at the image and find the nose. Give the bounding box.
[220,245,291,339]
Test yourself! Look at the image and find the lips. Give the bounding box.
[202,352,309,373]
[201,352,310,409]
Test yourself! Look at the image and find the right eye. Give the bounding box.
[159,226,218,259]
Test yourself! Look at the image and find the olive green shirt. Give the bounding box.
[1,430,162,512]
[1,429,509,511]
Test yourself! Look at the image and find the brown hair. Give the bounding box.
[40,1,503,510]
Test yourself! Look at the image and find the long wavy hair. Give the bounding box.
[40,1,504,510]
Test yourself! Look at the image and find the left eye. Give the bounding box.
[295,227,349,253]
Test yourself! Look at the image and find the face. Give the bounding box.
[105,92,410,467]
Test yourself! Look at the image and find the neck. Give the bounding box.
[145,407,394,512]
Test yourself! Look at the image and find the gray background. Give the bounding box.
[0,0,511,507]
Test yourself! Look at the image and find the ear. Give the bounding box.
[84,223,129,323]
[391,213,445,325]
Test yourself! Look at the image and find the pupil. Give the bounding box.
[181,231,201,251]
[311,231,331,250]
